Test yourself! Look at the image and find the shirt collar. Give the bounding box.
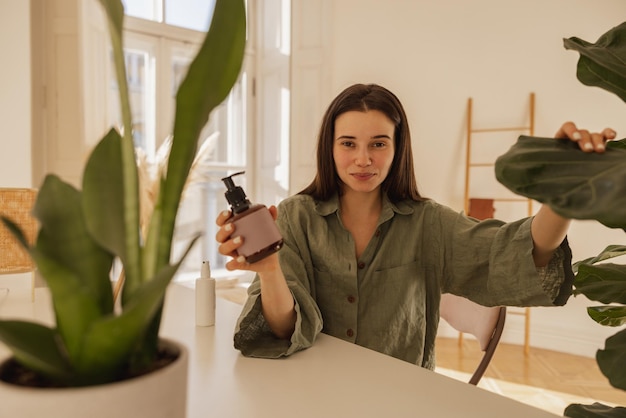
[314,193,415,218]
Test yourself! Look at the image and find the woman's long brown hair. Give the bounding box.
[299,83,425,203]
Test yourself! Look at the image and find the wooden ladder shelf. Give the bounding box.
[462,92,535,356]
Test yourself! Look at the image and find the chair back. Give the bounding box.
[439,293,506,385]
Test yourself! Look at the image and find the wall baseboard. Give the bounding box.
[438,313,618,358]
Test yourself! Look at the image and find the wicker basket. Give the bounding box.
[0,188,38,274]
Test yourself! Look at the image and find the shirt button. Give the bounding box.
[346,329,354,337]
[347,295,356,303]
[357,262,365,269]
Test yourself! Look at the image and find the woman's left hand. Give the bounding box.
[555,121,616,153]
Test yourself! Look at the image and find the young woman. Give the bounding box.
[215,83,615,368]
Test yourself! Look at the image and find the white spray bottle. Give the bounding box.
[195,261,215,327]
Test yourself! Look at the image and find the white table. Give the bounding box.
[0,285,560,417]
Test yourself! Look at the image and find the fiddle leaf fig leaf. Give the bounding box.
[587,306,626,327]
[574,245,626,273]
[574,263,626,305]
[564,22,626,104]
[610,139,626,150]
[565,403,626,418]
[495,135,626,229]
[558,21,626,417]
[596,329,626,391]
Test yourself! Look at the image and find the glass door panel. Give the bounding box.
[121,0,162,22]
[108,35,157,159]
[122,0,215,32]
[165,0,215,31]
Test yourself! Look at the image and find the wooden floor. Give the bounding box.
[435,336,626,415]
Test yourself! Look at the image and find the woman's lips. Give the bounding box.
[351,172,375,180]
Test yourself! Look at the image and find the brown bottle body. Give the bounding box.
[227,204,283,263]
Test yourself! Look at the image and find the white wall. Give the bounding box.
[327,0,626,357]
[0,1,33,290]
[0,1,31,187]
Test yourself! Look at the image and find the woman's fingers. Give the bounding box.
[216,209,231,227]
[218,232,242,255]
[225,255,249,271]
[555,122,616,153]
[215,210,233,243]
[589,132,607,152]
[215,209,244,261]
[268,205,278,220]
[602,127,617,141]
[554,121,578,140]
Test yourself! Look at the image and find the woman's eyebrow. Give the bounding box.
[335,134,392,140]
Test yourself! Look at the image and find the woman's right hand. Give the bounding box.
[216,207,296,339]
[215,206,281,274]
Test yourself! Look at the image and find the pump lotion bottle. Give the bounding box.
[221,171,284,263]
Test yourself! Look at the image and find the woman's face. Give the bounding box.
[333,110,395,196]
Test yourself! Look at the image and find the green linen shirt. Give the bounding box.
[233,194,573,369]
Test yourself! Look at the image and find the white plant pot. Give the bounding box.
[0,338,188,418]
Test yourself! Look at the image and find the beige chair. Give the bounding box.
[439,293,506,385]
[0,188,38,300]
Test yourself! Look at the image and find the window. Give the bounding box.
[123,0,215,32]
[109,1,255,279]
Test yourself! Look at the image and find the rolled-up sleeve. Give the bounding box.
[233,201,323,358]
[441,211,574,307]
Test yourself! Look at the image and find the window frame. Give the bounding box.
[114,11,256,280]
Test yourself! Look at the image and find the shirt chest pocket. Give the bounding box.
[361,261,431,325]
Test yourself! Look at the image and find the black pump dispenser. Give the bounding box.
[221,171,251,214]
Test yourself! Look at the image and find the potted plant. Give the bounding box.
[0,0,245,416]
[494,22,626,418]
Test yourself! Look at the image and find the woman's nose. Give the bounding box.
[355,149,372,166]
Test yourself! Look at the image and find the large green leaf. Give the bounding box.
[71,236,198,384]
[565,403,626,418]
[597,329,626,391]
[97,0,142,296]
[0,0,247,387]
[149,0,246,278]
[574,263,626,305]
[82,128,127,261]
[574,245,626,273]
[495,135,626,229]
[588,306,626,327]
[564,22,626,104]
[0,321,72,381]
[558,21,626,418]
[0,217,30,249]
[31,175,114,360]
[68,265,176,383]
